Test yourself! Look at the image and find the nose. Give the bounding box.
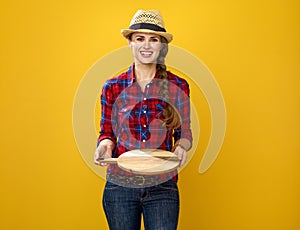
[143,39,151,49]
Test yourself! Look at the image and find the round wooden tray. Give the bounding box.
[98,149,180,175]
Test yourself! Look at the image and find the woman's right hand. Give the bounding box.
[94,139,115,166]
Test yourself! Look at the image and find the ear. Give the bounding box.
[128,39,132,47]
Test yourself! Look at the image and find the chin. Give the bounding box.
[139,57,158,65]
[142,61,156,65]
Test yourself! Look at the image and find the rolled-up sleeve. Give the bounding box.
[97,81,117,146]
[173,79,193,145]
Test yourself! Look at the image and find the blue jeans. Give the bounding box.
[102,180,179,230]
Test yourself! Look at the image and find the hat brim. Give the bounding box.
[121,29,173,43]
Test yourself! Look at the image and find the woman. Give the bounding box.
[94,10,192,230]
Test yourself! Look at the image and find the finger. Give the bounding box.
[178,151,183,160]
[174,148,183,160]
[174,148,187,167]
[180,152,187,167]
[95,145,112,166]
[95,159,103,166]
[95,156,108,167]
[94,152,101,165]
[94,147,104,165]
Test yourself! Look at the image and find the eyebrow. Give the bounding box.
[134,35,160,39]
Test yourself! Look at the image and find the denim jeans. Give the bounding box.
[102,180,179,230]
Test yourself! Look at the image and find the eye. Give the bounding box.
[135,36,144,42]
[150,37,160,42]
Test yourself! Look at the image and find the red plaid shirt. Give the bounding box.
[97,64,192,182]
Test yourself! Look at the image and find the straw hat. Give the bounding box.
[121,10,173,43]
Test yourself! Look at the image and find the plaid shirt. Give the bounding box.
[97,64,192,181]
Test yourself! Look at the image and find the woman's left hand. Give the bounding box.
[173,145,187,167]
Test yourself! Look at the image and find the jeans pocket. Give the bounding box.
[104,181,121,190]
[157,181,179,192]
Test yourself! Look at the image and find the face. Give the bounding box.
[129,32,162,65]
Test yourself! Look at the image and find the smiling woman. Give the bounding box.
[93,9,193,230]
[129,33,162,65]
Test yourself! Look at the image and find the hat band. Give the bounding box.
[129,23,166,32]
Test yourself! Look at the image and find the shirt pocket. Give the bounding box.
[117,104,135,126]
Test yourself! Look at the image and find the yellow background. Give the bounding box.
[1,0,299,229]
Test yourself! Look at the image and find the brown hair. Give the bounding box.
[156,37,181,129]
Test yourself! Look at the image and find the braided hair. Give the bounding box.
[156,37,181,129]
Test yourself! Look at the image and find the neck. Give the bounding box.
[134,63,156,81]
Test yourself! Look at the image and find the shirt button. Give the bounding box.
[142,139,146,142]
[143,97,147,100]
[143,124,147,127]
[143,110,146,113]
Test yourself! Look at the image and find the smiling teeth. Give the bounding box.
[141,51,152,55]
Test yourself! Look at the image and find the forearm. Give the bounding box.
[97,137,116,148]
[173,138,192,152]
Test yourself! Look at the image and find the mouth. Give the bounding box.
[140,51,153,58]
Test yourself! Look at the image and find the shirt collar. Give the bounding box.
[127,64,135,85]
[127,63,160,86]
